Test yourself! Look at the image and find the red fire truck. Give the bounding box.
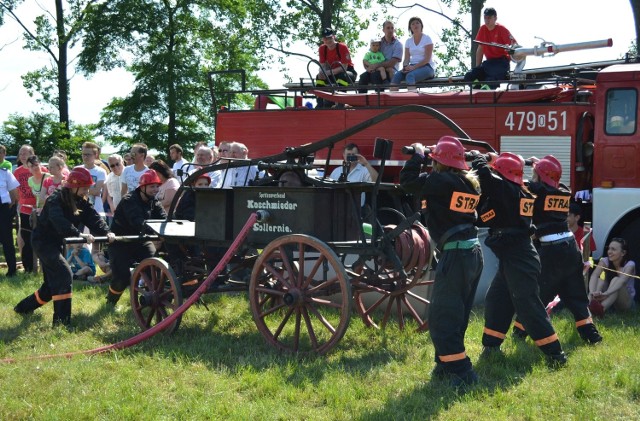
[212,55,640,265]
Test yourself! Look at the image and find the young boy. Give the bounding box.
[66,243,96,281]
[363,39,393,83]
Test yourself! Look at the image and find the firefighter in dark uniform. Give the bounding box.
[107,170,167,305]
[400,136,483,387]
[14,167,114,326]
[473,152,567,365]
[512,155,602,343]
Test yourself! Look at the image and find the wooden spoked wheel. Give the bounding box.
[130,257,183,335]
[249,234,352,355]
[353,223,434,331]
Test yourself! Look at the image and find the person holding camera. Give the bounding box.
[329,143,378,183]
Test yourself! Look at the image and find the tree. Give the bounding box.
[78,0,279,151]
[0,1,103,132]
[0,112,91,164]
[631,0,640,54]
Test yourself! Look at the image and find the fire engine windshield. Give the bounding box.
[605,88,637,135]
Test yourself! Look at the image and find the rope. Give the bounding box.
[1,212,260,364]
[598,265,640,280]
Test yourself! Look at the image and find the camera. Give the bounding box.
[346,155,358,162]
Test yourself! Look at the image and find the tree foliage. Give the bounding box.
[0,0,104,132]
[78,0,280,152]
[0,112,93,165]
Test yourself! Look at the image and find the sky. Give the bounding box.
[0,0,636,128]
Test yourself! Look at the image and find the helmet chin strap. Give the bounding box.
[140,186,154,201]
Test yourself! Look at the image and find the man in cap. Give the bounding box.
[106,169,167,305]
[316,27,357,107]
[464,7,517,88]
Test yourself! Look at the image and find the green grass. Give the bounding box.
[1,272,639,420]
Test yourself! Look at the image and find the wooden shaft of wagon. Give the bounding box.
[63,235,160,244]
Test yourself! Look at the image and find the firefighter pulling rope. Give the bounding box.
[1,211,264,364]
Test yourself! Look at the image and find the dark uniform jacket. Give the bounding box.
[111,189,167,236]
[529,181,571,237]
[173,189,195,221]
[32,189,110,245]
[473,157,534,232]
[400,154,479,243]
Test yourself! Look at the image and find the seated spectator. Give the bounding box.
[588,237,636,316]
[92,246,112,284]
[463,8,516,89]
[315,27,357,108]
[149,160,181,213]
[391,17,435,91]
[363,39,392,84]
[359,21,402,90]
[66,243,96,280]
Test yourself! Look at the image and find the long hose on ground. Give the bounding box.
[1,212,261,364]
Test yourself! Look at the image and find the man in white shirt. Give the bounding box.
[221,142,260,187]
[121,143,149,195]
[81,142,107,215]
[169,144,187,176]
[329,143,379,206]
[329,143,379,182]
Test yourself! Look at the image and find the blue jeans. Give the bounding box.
[391,64,434,86]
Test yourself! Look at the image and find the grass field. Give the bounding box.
[1,270,639,420]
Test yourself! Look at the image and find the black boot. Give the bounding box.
[14,294,44,315]
[106,290,122,306]
[578,324,603,344]
[512,326,528,340]
[546,352,568,368]
[53,299,71,327]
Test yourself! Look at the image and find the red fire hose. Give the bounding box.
[1,211,262,364]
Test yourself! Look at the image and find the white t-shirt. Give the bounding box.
[105,172,123,208]
[405,34,434,68]
[122,165,148,193]
[0,168,20,204]
[221,166,261,187]
[329,163,372,206]
[172,158,187,175]
[329,163,372,182]
[84,165,107,213]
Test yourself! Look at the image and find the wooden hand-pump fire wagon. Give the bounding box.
[102,105,493,356]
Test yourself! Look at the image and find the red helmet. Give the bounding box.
[196,174,211,185]
[491,152,525,185]
[63,167,94,188]
[138,170,162,187]
[429,136,469,170]
[534,155,562,188]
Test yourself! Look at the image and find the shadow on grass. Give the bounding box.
[0,312,45,343]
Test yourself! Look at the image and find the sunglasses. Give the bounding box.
[109,162,121,168]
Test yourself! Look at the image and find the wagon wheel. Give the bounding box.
[130,257,183,335]
[353,223,434,331]
[249,234,352,355]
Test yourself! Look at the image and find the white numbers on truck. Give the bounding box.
[504,111,566,132]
